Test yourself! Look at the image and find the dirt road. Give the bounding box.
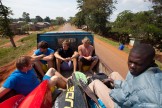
[0,35,28,48]
[59,23,128,78]
[94,38,128,78]
[0,23,128,86]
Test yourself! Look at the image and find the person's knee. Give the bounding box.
[89,79,102,91]
[56,58,61,63]
[48,67,55,71]
[94,79,102,84]
[78,56,84,62]
[46,68,55,75]
[93,56,99,61]
[49,76,59,86]
[110,72,124,80]
[50,76,59,82]
[90,79,101,86]
[72,58,77,62]
[47,57,54,61]
[110,72,120,77]
[34,60,42,66]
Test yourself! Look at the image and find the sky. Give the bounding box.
[3,0,153,21]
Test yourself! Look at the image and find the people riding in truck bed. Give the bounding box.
[78,37,98,74]
[0,56,67,99]
[32,41,54,77]
[54,40,78,73]
[88,43,162,108]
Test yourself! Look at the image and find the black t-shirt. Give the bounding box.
[57,48,74,58]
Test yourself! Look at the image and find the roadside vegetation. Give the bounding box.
[0,33,36,66]
[70,0,162,51]
[0,25,60,67]
[95,35,162,70]
[0,0,161,68]
[0,38,9,46]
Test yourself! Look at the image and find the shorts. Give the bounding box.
[42,64,48,72]
[43,75,51,80]
[79,56,98,66]
[42,75,56,93]
[61,61,73,71]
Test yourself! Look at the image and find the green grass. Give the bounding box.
[0,26,61,67]
[0,37,10,46]
[95,34,162,70]
[95,35,130,53]
[0,34,37,66]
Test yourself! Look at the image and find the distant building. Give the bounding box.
[29,22,51,31]
[10,22,25,35]
[9,21,51,34]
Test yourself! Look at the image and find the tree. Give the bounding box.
[0,0,16,47]
[76,0,116,35]
[51,17,66,25]
[112,10,134,36]
[55,17,66,25]
[112,10,162,50]
[22,12,30,23]
[35,15,43,22]
[72,11,85,28]
[148,0,162,28]
[148,0,162,15]
[44,16,51,23]
[147,0,162,50]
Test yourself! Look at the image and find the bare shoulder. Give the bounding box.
[78,44,83,49]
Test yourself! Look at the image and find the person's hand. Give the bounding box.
[65,57,71,62]
[102,78,114,89]
[40,54,46,59]
[62,58,66,61]
[83,56,92,61]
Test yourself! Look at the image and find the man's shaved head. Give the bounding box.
[131,44,155,60]
[128,43,156,76]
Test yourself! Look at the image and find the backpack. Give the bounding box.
[54,72,106,108]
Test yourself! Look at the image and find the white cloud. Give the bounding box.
[3,0,153,21]
[110,0,153,21]
[3,0,78,19]
[121,0,146,4]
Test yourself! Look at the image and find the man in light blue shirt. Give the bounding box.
[89,44,162,108]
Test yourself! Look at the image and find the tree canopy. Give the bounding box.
[44,16,51,23]
[35,15,43,22]
[112,10,162,50]
[73,0,116,35]
[22,12,30,23]
[0,1,16,47]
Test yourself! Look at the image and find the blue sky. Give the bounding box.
[3,0,153,21]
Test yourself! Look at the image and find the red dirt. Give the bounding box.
[94,38,129,78]
[0,24,161,86]
[0,35,28,48]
